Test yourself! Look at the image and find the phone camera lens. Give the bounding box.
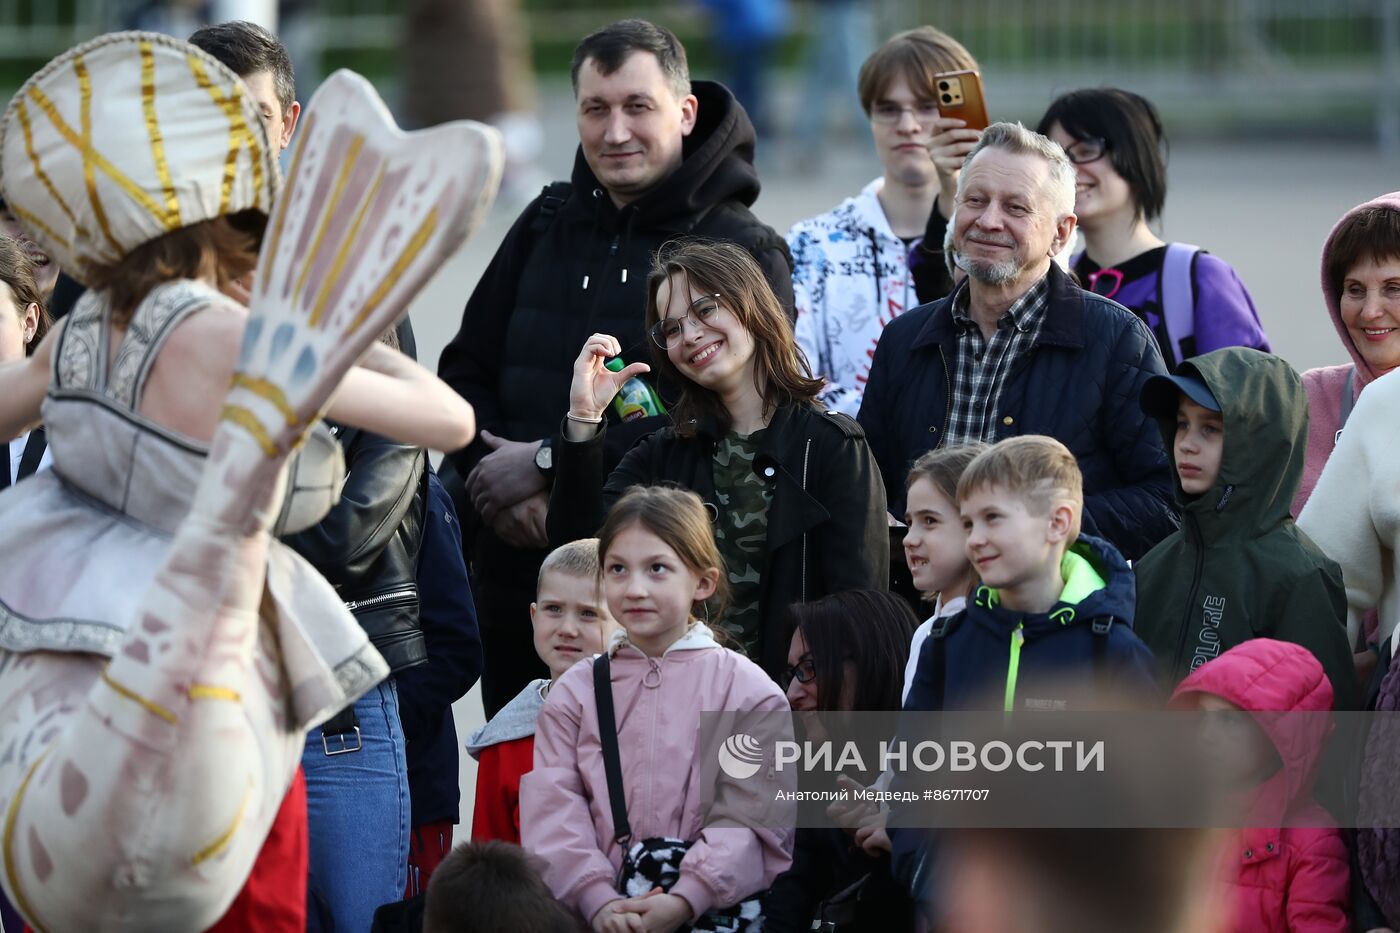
[938,81,950,91]
[941,93,953,104]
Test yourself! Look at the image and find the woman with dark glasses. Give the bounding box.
[547,238,890,680]
[766,590,918,932]
[1037,88,1270,369]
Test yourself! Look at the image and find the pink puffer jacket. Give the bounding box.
[1172,639,1350,932]
[520,624,794,924]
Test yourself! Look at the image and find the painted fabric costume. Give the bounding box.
[0,32,500,931]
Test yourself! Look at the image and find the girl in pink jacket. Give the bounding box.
[1171,639,1350,932]
[521,486,794,932]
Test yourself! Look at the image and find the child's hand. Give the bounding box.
[855,820,892,856]
[591,898,645,932]
[614,891,693,933]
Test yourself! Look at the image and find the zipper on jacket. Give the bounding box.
[1004,623,1025,712]
[937,345,952,443]
[801,438,812,603]
[1170,514,1206,675]
[344,586,417,613]
[644,657,661,843]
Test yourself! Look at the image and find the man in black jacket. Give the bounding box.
[439,19,794,716]
[859,122,1176,561]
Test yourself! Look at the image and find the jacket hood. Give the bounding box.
[1170,638,1333,821]
[971,535,1137,641]
[465,678,550,757]
[1153,348,1306,536]
[1320,193,1400,387]
[569,81,761,230]
[607,620,722,657]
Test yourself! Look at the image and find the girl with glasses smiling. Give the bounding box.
[1037,88,1271,369]
[547,239,891,682]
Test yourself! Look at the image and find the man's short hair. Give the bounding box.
[537,537,602,594]
[189,20,295,113]
[857,26,978,115]
[957,122,1077,220]
[957,436,1084,539]
[570,19,691,100]
[1324,204,1400,303]
[423,841,579,933]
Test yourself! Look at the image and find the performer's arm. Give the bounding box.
[328,341,475,453]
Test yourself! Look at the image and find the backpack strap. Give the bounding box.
[529,181,572,236]
[926,612,964,711]
[1161,243,1201,364]
[1089,617,1115,685]
[1336,366,1358,442]
[593,654,632,846]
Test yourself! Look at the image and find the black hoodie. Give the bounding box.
[439,80,793,507]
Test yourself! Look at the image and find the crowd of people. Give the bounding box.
[0,12,1396,933]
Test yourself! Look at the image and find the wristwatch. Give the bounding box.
[534,437,555,477]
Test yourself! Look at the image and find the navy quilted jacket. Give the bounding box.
[858,262,1178,561]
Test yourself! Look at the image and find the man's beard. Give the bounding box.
[952,246,1021,286]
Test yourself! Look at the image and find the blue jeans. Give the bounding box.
[303,680,409,933]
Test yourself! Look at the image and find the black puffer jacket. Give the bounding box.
[547,402,889,677]
[284,425,428,673]
[439,82,794,568]
[858,262,1178,561]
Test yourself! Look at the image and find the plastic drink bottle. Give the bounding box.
[606,357,666,421]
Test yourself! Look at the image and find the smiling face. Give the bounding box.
[869,75,939,188]
[656,272,758,398]
[953,147,1075,289]
[1174,396,1224,497]
[531,570,619,681]
[602,523,718,656]
[904,477,973,596]
[576,51,697,207]
[1044,122,1136,229]
[960,483,1069,599]
[1340,255,1400,374]
[0,208,59,298]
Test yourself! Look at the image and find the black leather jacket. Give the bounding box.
[284,424,428,673]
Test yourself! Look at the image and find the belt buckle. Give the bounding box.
[322,725,363,756]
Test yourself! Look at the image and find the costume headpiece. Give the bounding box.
[0,31,280,284]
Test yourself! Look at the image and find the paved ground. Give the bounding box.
[406,97,1400,829]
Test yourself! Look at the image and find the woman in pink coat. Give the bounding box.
[1171,639,1349,932]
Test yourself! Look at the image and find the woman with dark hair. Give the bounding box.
[1036,88,1270,369]
[765,590,917,932]
[548,238,889,679]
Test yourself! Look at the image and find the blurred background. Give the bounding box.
[4,0,1397,825]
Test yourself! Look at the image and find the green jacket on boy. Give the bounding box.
[1132,348,1357,709]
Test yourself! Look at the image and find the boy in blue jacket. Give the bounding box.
[891,436,1158,915]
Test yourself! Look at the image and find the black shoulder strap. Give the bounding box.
[927,612,963,711]
[529,181,573,236]
[593,654,632,845]
[1090,617,1114,684]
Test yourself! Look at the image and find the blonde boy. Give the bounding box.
[466,539,618,844]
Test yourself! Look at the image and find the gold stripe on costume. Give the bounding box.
[230,373,299,427]
[5,202,70,253]
[100,670,178,724]
[189,684,242,703]
[294,135,365,308]
[259,111,314,289]
[74,57,123,256]
[15,101,83,234]
[26,85,169,241]
[3,753,51,933]
[192,781,252,865]
[350,207,439,334]
[140,40,181,229]
[221,404,279,458]
[186,55,265,213]
[310,165,385,326]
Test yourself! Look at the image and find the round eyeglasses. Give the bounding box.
[650,293,723,350]
[870,101,941,125]
[782,656,817,688]
[1063,137,1108,165]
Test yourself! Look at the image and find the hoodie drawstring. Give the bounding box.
[866,228,883,315]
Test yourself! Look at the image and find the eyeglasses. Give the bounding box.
[1086,267,1124,300]
[783,656,817,688]
[650,293,724,350]
[1063,137,1108,165]
[870,101,942,125]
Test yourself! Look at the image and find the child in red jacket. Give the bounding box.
[1171,638,1349,932]
[467,539,617,843]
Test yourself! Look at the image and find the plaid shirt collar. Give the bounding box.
[950,275,1051,336]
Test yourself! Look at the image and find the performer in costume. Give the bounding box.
[0,32,501,931]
